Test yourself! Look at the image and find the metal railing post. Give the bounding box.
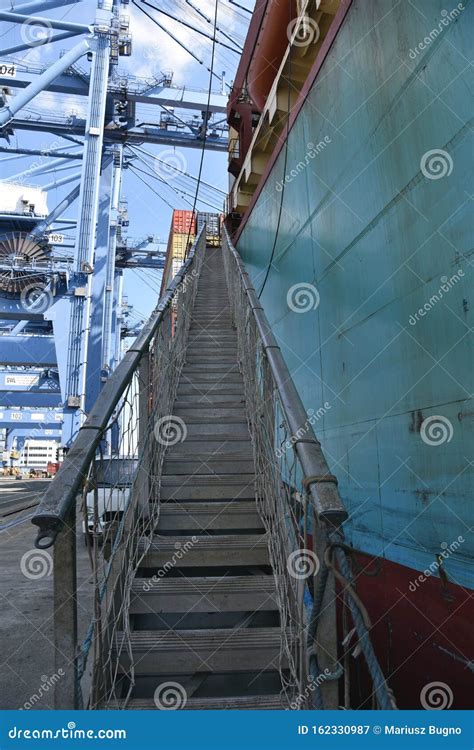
[136,351,150,516]
[312,524,339,709]
[53,502,78,709]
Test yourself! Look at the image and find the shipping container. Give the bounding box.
[197,212,221,246]
[172,209,196,235]
[159,212,196,296]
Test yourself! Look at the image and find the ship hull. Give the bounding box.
[343,551,473,709]
[233,0,473,707]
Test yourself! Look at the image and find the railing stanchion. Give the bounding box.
[312,524,339,709]
[53,501,78,709]
[136,351,151,517]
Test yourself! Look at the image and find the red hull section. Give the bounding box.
[346,552,473,709]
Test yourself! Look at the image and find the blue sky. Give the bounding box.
[0,0,253,322]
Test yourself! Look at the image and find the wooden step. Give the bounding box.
[113,627,284,675]
[156,501,263,531]
[130,575,277,613]
[177,382,244,395]
[159,476,255,500]
[187,335,236,342]
[179,423,250,441]
[173,407,247,423]
[182,363,239,373]
[139,533,269,567]
[162,456,254,475]
[184,358,238,367]
[174,394,246,405]
[107,694,287,710]
[180,372,242,384]
[186,347,237,355]
[167,442,252,457]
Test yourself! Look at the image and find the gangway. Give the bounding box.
[33,226,395,711]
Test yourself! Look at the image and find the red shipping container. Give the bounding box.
[172,209,196,235]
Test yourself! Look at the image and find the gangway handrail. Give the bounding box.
[222,225,347,528]
[32,226,205,549]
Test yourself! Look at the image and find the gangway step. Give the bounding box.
[159,476,255,500]
[113,627,285,674]
[130,575,277,613]
[172,407,247,422]
[108,695,287,710]
[138,534,269,567]
[157,501,263,530]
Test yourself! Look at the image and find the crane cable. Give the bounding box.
[184,0,219,259]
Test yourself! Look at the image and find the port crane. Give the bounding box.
[0,0,228,455]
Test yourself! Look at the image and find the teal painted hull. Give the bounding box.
[236,0,473,590]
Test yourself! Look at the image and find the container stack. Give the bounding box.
[197,212,221,246]
[159,209,196,295]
